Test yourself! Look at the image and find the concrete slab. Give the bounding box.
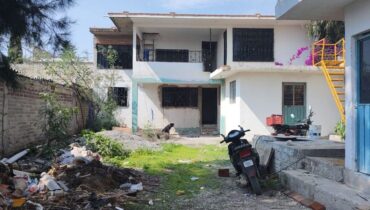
[281,169,370,210]
[253,135,345,172]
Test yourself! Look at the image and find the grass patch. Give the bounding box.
[106,143,228,209]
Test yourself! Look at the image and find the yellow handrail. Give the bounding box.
[312,38,346,122]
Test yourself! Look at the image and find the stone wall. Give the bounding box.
[0,76,89,157]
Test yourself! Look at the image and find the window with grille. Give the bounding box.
[155,49,189,62]
[109,87,129,107]
[162,87,198,107]
[97,45,132,69]
[233,28,274,62]
[283,84,305,106]
[230,80,236,104]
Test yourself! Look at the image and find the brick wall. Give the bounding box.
[0,76,89,157]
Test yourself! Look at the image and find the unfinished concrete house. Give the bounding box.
[90,12,340,137]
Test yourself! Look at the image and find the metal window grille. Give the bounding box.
[109,87,129,107]
[162,87,198,107]
[233,28,274,62]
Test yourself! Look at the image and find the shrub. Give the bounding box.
[335,121,345,140]
[39,92,76,146]
[82,130,129,158]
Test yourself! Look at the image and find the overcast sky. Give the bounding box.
[66,0,276,59]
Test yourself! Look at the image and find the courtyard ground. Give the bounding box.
[99,131,308,210]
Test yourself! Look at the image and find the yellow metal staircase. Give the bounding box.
[312,38,345,122]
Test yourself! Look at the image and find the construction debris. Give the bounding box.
[0,141,159,210]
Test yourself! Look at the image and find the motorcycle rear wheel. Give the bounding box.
[248,176,262,195]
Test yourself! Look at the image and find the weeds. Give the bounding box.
[82,130,130,159]
[142,122,157,139]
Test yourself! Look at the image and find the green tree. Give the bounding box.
[0,0,75,84]
[307,21,345,43]
[36,48,120,131]
[8,34,23,64]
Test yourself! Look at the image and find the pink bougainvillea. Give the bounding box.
[289,46,309,65]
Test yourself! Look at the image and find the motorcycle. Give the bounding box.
[220,126,262,195]
[272,109,314,136]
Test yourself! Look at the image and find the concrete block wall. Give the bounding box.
[0,76,88,157]
[253,135,305,172]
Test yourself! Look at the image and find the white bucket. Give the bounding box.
[308,125,322,139]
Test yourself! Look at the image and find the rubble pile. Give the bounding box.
[0,144,158,210]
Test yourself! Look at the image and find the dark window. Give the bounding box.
[97,45,132,69]
[156,49,189,62]
[360,37,370,104]
[233,28,274,62]
[109,87,129,107]
[162,87,198,107]
[283,84,305,106]
[230,81,236,104]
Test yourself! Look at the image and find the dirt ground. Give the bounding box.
[172,165,309,210]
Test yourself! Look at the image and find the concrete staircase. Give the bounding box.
[281,157,370,210]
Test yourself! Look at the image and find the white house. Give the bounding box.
[276,0,370,192]
[89,12,340,138]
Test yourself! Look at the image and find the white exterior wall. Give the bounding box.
[227,24,311,70]
[223,76,241,134]
[223,72,340,139]
[137,84,201,130]
[344,0,370,170]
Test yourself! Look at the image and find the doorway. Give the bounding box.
[202,42,217,72]
[202,88,218,125]
[283,83,306,125]
[357,34,370,175]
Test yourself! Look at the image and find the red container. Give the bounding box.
[266,115,284,126]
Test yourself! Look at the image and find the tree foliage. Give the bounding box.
[307,21,345,43]
[8,34,23,64]
[0,0,75,51]
[0,0,75,85]
[39,92,76,146]
[36,48,120,131]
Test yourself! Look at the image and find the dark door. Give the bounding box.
[202,88,218,125]
[202,42,217,72]
[357,35,370,174]
[283,83,306,125]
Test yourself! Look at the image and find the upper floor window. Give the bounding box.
[97,45,132,69]
[109,87,129,107]
[233,28,274,62]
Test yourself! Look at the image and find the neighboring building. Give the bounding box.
[276,0,370,191]
[90,12,340,137]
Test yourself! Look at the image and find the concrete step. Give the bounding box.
[281,169,370,210]
[300,157,344,182]
[201,125,219,136]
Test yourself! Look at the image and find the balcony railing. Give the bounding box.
[140,49,203,63]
